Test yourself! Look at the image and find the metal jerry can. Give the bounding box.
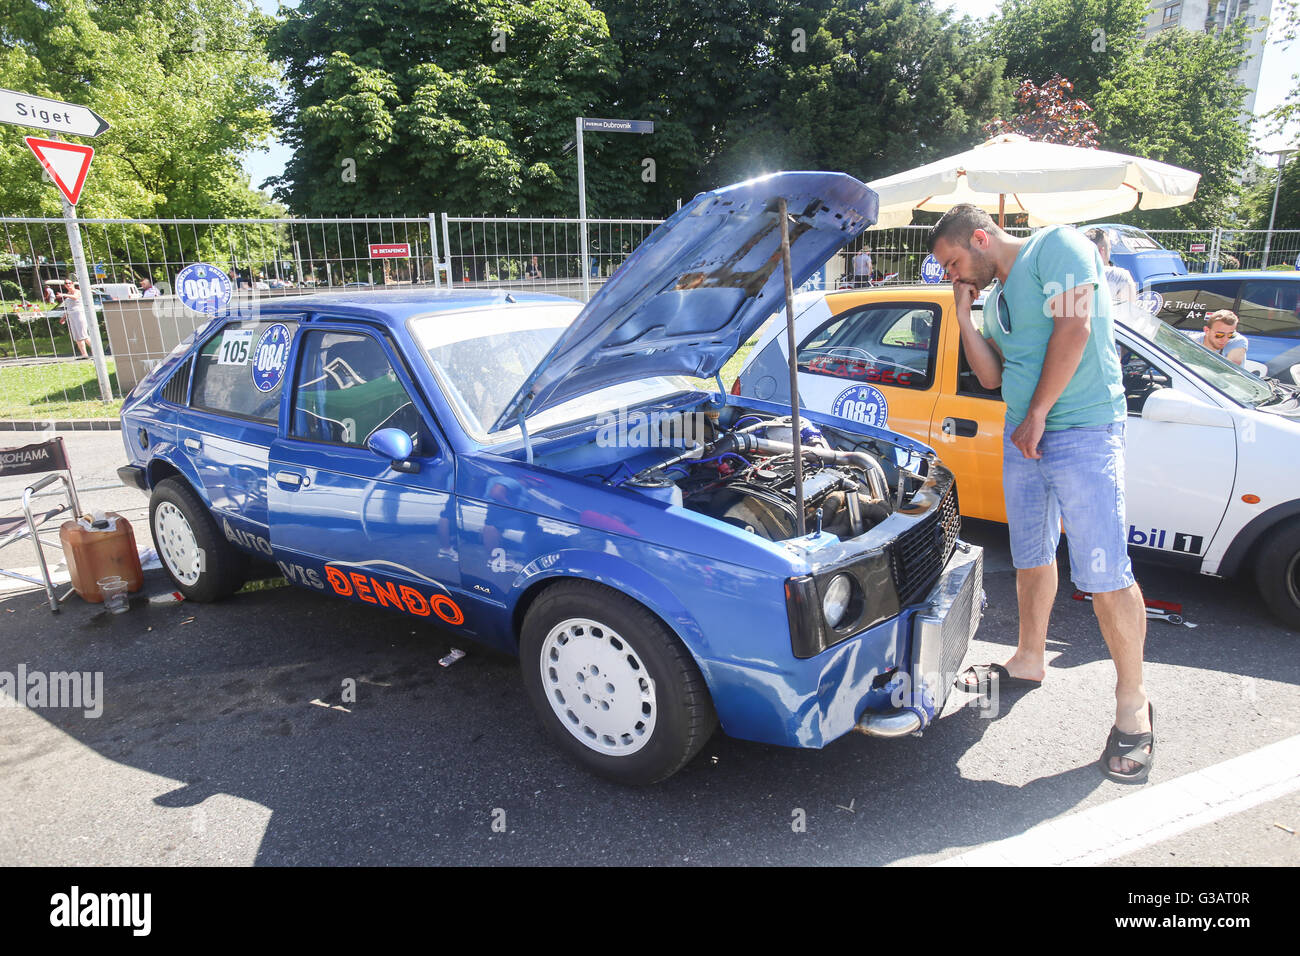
[59,512,144,602]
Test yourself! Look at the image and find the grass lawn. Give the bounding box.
[0,358,122,420]
[1,312,111,361]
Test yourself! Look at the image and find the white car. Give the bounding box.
[735,286,1300,629]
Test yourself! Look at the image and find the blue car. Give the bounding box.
[1140,271,1300,384]
[1087,223,1188,286]
[116,172,981,784]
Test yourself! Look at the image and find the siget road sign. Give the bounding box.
[24,136,95,206]
[0,88,110,137]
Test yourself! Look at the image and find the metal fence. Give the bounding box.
[439,215,663,301]
[6,212,1300,424]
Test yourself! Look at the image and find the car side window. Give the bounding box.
[190,319,298,422]
[796,304,939,390]
[1118,345,1172,415]
[291,330,420,447]
[1236,281,1300,339]
[1152,282,1237,330]
[956,314,1002,399]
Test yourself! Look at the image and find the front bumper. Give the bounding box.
[856,542,984,737]
[699,541,984,749]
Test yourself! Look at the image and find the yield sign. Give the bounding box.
[24,136,94,205]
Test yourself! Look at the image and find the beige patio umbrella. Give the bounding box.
[867,133,1201,229]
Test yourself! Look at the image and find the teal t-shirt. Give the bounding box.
[983,225,1126,430]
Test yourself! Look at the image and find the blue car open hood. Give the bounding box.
[491,171,879,432]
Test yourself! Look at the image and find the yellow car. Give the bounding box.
[736,286,1010,523]
[734,283,1300,631]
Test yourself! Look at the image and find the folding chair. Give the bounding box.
[0,437,81,612]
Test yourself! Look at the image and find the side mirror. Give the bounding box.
[367,427,419,473]
[1141,387,1233,428]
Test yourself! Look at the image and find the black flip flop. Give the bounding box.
[1099,702,1156,784]
[954,662,1043,694]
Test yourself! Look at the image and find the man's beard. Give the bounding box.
[968,245,998,288]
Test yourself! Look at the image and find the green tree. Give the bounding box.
[592,0,789,213]
[1240,157,1300,232]
[268,0,621,216]
[1092,25,1250,227]
[991,0,1150,97]
[703,0,1013,186]
[0,0,279,219]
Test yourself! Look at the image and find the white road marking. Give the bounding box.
[935,733,1300,866]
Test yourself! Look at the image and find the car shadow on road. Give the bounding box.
[1,553,1293,866]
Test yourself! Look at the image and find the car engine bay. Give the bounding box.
[607,410,933,542]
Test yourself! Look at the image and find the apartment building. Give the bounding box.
[1146,0,1272,116]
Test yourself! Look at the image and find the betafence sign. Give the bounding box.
[175,263,232,316]
[0,88,111,138]
[1189,243,1206,253]
[369,243,410,258]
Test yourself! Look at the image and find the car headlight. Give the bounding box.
[822,573,854,629]
[786,551,899,658]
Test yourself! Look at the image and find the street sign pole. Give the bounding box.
[574,116,654,302]
[49,134,111,402]
[7,91,112,401]
[577,117,589,301]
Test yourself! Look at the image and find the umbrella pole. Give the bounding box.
[777,197,806,538]
[999,194,1005,229]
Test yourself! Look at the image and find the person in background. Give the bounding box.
[1189,309,1248,366]
[59,280,91,359]
[139,277,159,297]
[1083,227,1137,308]
[525,255,542,279]
[852,246,874,287]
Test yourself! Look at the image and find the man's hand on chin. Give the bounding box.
[953,279,979,312]
[1011,412,1047,459]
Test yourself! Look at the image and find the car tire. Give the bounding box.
[520,581,717,785]
[149,477,248,602]
[1254,517,1300,631]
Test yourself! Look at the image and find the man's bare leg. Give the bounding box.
[1005,561,1055,681]
[1091,582,1150,774]
[961,560,1054,688]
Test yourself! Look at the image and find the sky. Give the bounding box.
[239,0,1300,192]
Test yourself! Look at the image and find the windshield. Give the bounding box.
[1111,227,1163,252]
[1119,306,1274,406]
[411,305,698,442]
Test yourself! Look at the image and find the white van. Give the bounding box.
[91,282,141,300]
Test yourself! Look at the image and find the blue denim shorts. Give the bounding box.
[1002,420,1135,593]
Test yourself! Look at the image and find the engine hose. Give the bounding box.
[715,433,890,504]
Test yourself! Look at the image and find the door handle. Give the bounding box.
[274,470,307,489]
[941,417,979,438]
[183,437,200,452]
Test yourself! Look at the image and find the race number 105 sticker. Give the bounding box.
[832,384,889,427]
[251,323,292,392]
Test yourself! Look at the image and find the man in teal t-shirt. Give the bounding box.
[928,204,1154,784]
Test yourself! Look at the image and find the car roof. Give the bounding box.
[254,288,580,325]
[1147,271,1297,284]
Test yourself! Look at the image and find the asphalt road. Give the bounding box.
[1,431,1297,866]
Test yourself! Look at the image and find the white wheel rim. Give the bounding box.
[540,617,657,756]
[155,502,202,586]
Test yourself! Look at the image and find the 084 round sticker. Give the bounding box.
[251,323,292,392]
[175,263,232,316]
[832,384,889,427]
